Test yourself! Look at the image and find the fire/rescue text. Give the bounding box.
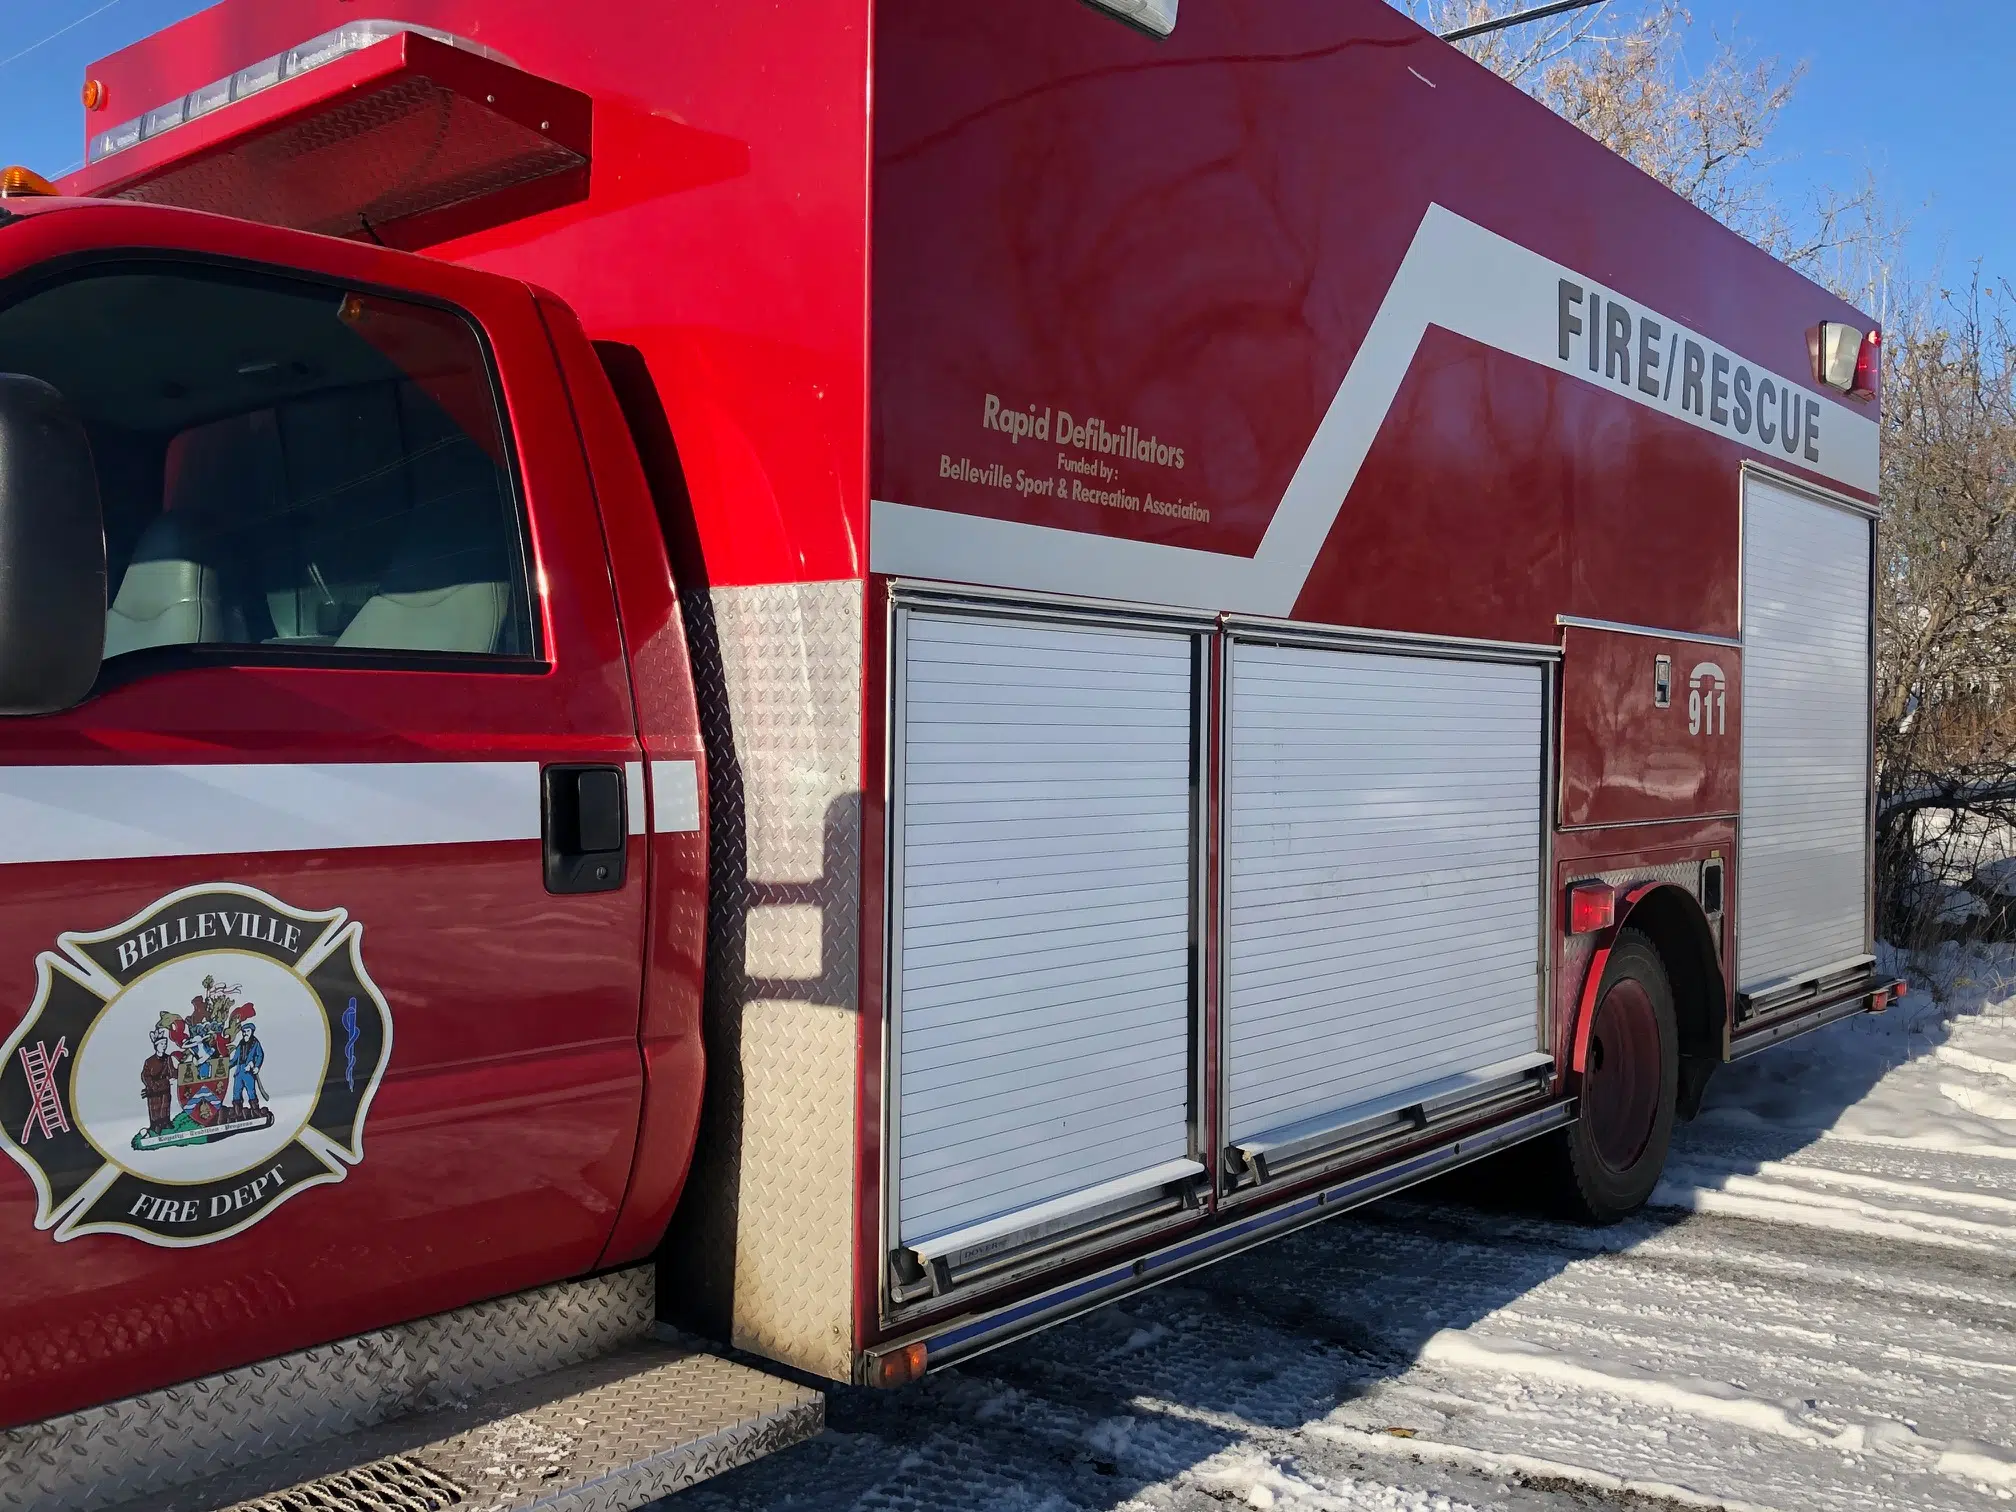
[1556,279,1824,467]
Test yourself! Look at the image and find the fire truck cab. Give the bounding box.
[0,3,1894,1509]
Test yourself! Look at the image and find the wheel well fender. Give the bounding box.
[1569,882,1727,1075]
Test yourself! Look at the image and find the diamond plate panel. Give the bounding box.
[117,1338,821,1512]
[664,581,863,1381]
[4,1269,653,1512]
[1557,860,1714,1048]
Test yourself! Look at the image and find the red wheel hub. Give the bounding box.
[1584,977,1660,1172]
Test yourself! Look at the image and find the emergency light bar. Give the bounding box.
[1086,0,1179,37]
[68,25,591,250]
[86,23,514,167]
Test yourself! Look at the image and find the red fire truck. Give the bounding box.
[0,1,1896,1507]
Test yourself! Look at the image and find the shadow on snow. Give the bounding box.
[670,948,2004,1512]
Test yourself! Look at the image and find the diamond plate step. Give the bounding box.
[4,1267,821,1512]
[119,1337,822,1512]
[7,1269,661,1512]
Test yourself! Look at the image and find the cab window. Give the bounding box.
[0,263,537,664]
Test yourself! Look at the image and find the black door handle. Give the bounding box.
[543,764,628,894]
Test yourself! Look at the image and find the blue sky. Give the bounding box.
[0,0,201,176]
[1679,1,2014,289]
[0,0,2006,287]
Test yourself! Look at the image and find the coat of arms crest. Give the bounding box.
[135,972,274,1149]
[0,883,393,1246]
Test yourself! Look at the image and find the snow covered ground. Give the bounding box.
[677,946,2016,1512]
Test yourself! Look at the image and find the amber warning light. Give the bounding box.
[0,167,60,199]
[867,1341,929,1388]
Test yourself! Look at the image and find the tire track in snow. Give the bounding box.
[1933,1044,2016,1084]
[1353,991,2016,1512]
[1649,1171,2009,1252]
[674,963,2016,1511]
[1940,1081,2016,1121]
[1313,1203,2016,1507]
[683,1194,2016,1511]
[1667,1156,2016,1216]
[1416,1331,1837,1444]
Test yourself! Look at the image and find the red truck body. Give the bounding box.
[0,0,1886,1436]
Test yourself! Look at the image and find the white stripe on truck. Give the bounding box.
[0,760,705,864]
[626,761,648,836]
[650,759,702,834]
[0,761,543,864]
[870,203,1881,613]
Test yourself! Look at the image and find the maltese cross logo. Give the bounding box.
[0,883,393,1247]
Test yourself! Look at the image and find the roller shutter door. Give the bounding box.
[1738,477,1874,991]
[892,611,1198,1250]
[1224,642,1546,1148]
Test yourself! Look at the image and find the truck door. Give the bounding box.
[0,204,647,1425]
[1735,471,1877,1020]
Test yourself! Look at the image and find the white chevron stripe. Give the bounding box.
[870,203,1880,614]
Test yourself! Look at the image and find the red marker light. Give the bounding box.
[1852,328,1881,400]
[1567,881,1615,936]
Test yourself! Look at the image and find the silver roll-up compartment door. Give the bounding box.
[888,607,1202,1293]
[1738,475,1875,995]
[1222,639,1550,1181]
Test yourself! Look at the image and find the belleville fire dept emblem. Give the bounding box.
[0,884,392,1246]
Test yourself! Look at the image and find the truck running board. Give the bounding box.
[1226,1054,1555,1188]
[1735,954,1879,1027]
[132,1338,819,1512]
[894,1157,1208,1301]
[864,1098,1575,1380]
[7,1268,820,1512]
[1728,972,1901,1061]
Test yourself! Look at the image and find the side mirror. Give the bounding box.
[0,374,106,714]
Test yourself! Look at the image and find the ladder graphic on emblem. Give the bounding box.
[17,1038,71,1143]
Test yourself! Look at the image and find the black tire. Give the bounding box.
[1544,927,1678,1224]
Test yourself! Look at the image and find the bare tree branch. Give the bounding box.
[1400,0,1617,87]
[1404,1,2016,957]
[1401,2,1884,276]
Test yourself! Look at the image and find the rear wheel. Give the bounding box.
[1547,928,1678,1223]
